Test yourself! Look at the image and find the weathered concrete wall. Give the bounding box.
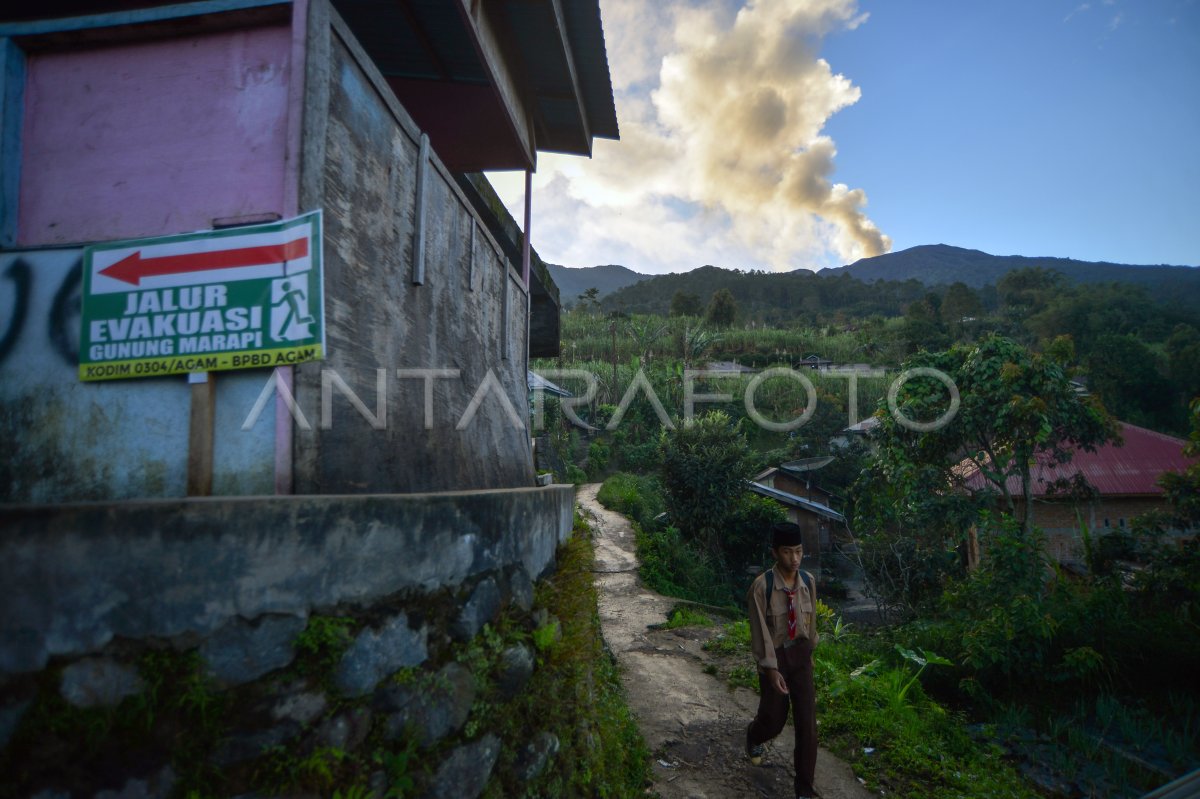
[457,172,561,358]
[291,4,534,494]
[17,21,292,247]
[0,485,573,673]
[0,484,575,797]
[0,248,275,503]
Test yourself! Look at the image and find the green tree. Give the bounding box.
[901,294,949,354]
[1027,282,1155,352]
[1043,334,1076,367]
[577,287,601,314]
[669,290,703,318]
[625,317,668,365]
[867,335,1115,537]
[1084,333,1173,428]
[996,267,1063,315]
[705,288,738,327]
[658,411,752,556]
[1166,324,1200,407]
[680,323,718,370]
[1162,401,1200,524]
[851,442,976,616]
[940,281,983,339]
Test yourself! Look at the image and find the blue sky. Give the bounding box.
[489,0,1199,274]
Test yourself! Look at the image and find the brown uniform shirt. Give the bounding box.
[747,565,818,672]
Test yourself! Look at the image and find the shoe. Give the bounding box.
[745,723,764,765]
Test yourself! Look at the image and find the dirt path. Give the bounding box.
[579,483,877,799]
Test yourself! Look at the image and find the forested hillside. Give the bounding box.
[596,248,1200,321]
[824,244,1200,305]
[599,265,931,320]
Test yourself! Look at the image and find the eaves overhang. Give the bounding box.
[749,482,846,524]
[334,0,619,171]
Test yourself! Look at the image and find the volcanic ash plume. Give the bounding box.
[652,0,891,263]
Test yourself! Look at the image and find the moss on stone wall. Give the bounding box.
[0,516,649,798]
[478,513,651,797]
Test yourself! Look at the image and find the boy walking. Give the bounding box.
[746,521,820,799]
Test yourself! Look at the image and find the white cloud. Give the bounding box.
[597,0,680,93]
[1064,3,1091,23]
[490,0,888,273]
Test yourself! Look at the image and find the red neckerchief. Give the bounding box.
[781,583,797,640]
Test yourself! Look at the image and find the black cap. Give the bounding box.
[771,522,803,549]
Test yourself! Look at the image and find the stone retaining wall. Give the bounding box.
[0,485,574,797]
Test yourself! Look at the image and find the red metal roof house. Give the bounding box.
[963,422,1197,564]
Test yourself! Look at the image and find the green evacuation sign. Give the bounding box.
[79,211,324,381]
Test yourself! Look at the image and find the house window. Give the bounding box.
[1103,518,1110,528]
[1119,518,1125,528]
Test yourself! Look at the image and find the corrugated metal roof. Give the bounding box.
[753,467,778,482]
[842,416,880,434]
[528,370,572,398]
[560,0,618,139]
[749,482,845,523]
[963,422,1195,498]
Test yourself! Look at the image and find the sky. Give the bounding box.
[486,0,1200,275]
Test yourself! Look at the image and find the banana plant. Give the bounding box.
[892,644,953,704]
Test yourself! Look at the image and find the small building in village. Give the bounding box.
[704,359,757,375]
[962,421,1197,566]
[829,414,880,451]
[750,456,847,569]
[798,353,834,370]
[0,0,617,793]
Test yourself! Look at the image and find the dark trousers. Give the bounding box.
[748,638,817,796]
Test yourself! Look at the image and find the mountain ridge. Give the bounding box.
[544,263,647,304]
[590,242,1200,316]
[550,244,1199,311]
[819,243,1198,289]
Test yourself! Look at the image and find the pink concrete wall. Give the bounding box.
[18,24,292,246]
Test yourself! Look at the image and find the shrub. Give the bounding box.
[596,472,666,531]
[616,438,661,473]
[635,525,735,608]
[721,492,786,569]
[658,410,752,554]
[587,440,610,476]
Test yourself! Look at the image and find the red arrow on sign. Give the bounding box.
[99,238,309,286]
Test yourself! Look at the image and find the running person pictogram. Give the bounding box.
[271,279,315,341]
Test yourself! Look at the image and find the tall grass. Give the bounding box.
[530,356,891,435]
[554,311,908,367]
